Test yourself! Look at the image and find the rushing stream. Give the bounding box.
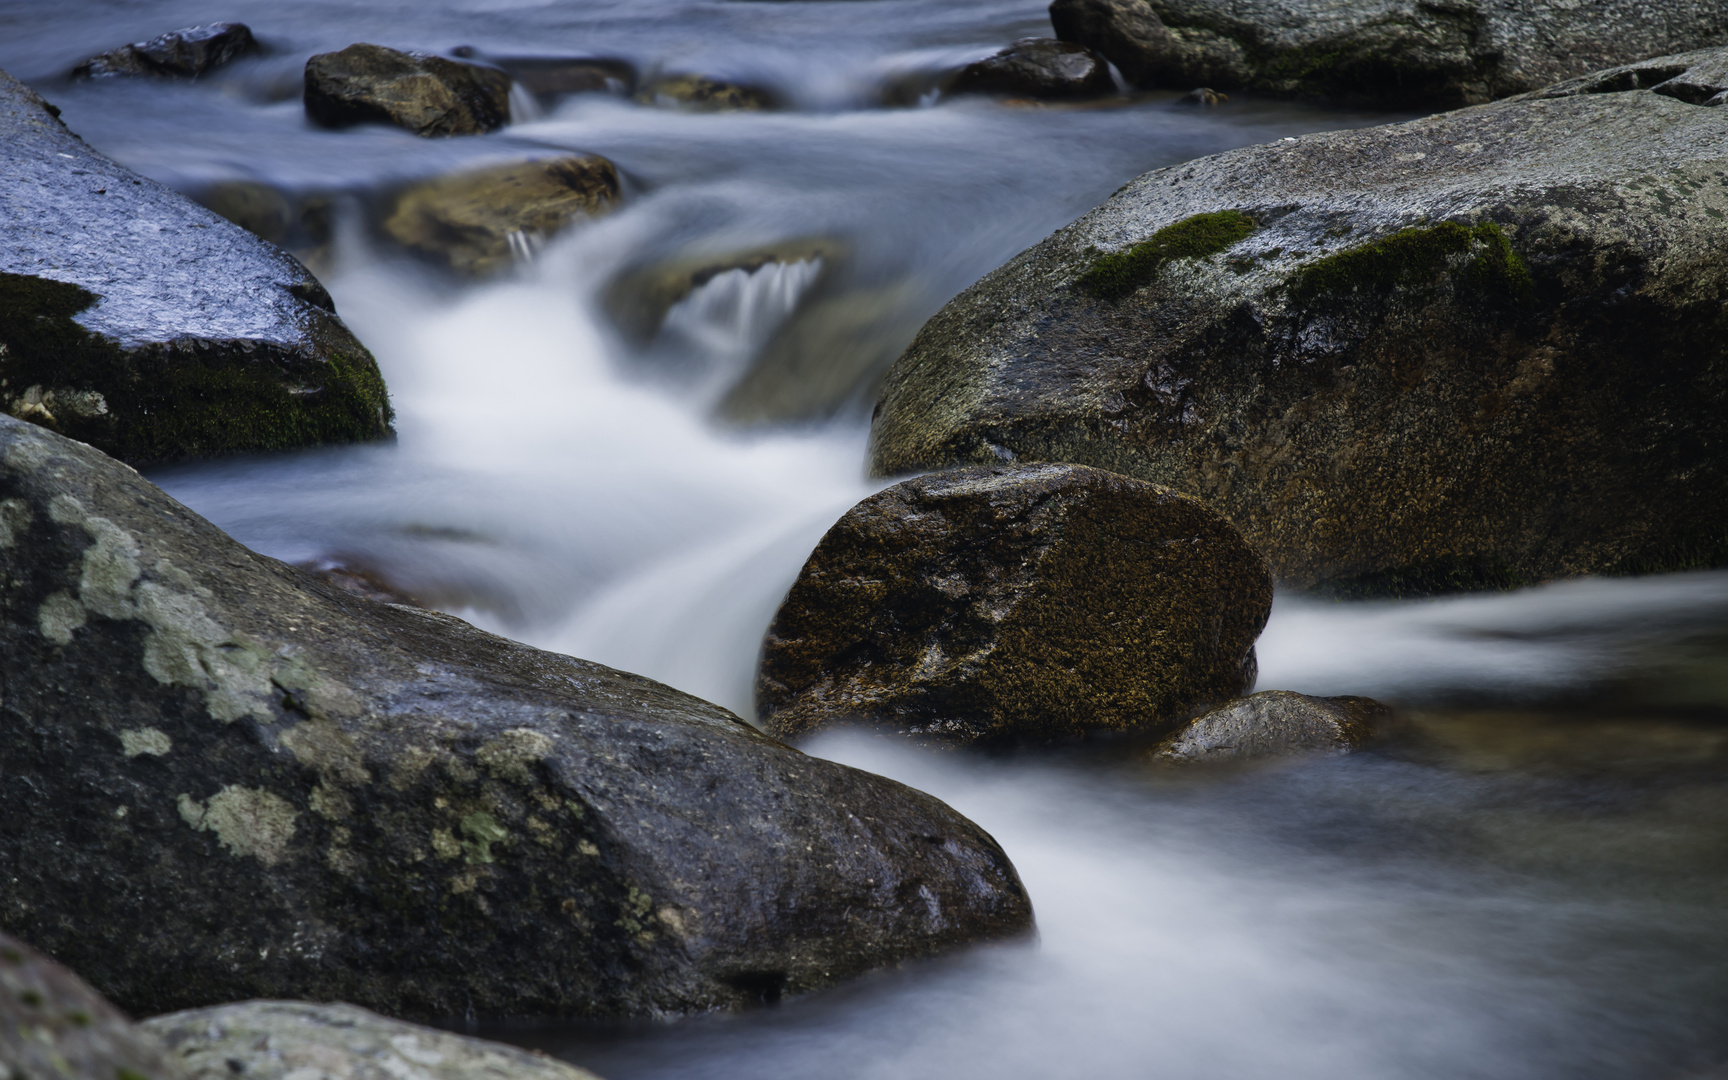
[6,0,1728,1076]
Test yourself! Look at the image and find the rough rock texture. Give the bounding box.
[0,414,1031,1021]
[144,1002,600,1080]
[869,55,1728,595]
[383,157,620,275]
[304,45,513,137]
[947,38,1117,100]
[1049,0,1728,105]
[72,23,258,80]
[757,463,1271,745]
[0,931,189,1080]
[1154,690,1387,762]
[0,69,392,467]
[636,74,775,111]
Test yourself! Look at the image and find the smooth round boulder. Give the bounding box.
[757,463,1272,745]
[947,38,1117,100]
[1154,690,1388,763]
[304,44,512,137]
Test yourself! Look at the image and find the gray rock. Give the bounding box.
[1530,46,1728,106]
[72,23,258,80]
[947,38,1118,100]
[1050,0,1728,105]
[868,51,1728,595]
[0,69,392,466]
[757,463,1271,745]
[0,931,189,1080]
[1155,690,1387,763]
[0,414,1031,1020]
[144,1001,600,1080]
[304,45,513,137]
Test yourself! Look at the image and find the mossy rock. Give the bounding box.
[304,44,513,136]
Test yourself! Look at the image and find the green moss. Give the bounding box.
[1287,221,1533,307]
[459,811,508,864]
[1078,210,1258,301]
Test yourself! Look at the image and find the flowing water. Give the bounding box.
[6,1,1728,1077]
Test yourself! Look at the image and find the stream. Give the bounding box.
[5,0,1728,1076]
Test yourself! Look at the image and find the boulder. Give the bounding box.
[0,413,1032,1020]
[452,49,637,102]
[1177,86,1227,104]
[947,38,1117,100]
[304,44,513,137]
[72,23,258,80]
[0,69,392,467]
[637,74,775,111]
[756,463,1271,745]
[1154,691,1387,763]
[144,1002,600,1080]
[0,931,189,1080]
[382,156,620,275]
[868,52,1728,595]
[1049,0,1728,106]
[194,179,336,274]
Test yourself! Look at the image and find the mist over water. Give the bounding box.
[10,0,1728,1076]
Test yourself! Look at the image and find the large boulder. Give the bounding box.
[756,463,1271,745]
[0,69,392,467]
[1049,0,1728,105]
[144,1002,601,1080]
[72,23,259,80]
[0,931,189,1080]
[947,39,1117,100]
[1153,691,1387,763]
[0,413,1032,1020]
[304,44,513,136]
[868,51,1728,596]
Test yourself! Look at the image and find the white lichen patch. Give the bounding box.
[37,590,85,645]
[282,719,369,785]
[119,726,172,757]
[476,728,553,784]
[178,785,298,866]
[308,781,353,820]
[0,497,30,548]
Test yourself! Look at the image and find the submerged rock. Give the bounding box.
[193,179,336,273]
[637,73,776,111]
[0,414,1032,1020]
[145,1002,600,1080]
[453,49,637,102]
[72,23,258,80]
[383,156,620,275]
[757,463,1270,745]
[304,44,513,136]
[0,931,189,1080]
[0,69,392,466]
[1154,691,1387,763]
[869,51,1728,595]
[604,238,839,343]
[947,38,1117,100]
[1177,86,1227,105]
[1049,0,1728,105]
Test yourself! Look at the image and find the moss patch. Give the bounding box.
[1287,221,1533,307]
[1079,210,1257,301]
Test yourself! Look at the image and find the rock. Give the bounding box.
[382,156,620,275]
[756,463,1271,745]
[0,413,1032,1020]
[72,23,258,80]
[947,38,1117,100]
[0,69,392,466]
[453,49,637,102]
[1531,46,1728,107]
[144,1001,599,1080]
[0,930,189,1080]
[304,44,513,137]
[868,52,1728,595]
[1154,691,1387,763]
[605,239,840,345]
[193,180,336,273]
[1177,86,1227,104]
[1049,0,1728,106]
[637,73,776,111]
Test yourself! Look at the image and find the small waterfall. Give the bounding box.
[658,257,824,387]
[507,81,545,124]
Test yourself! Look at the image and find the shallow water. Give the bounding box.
[7,1,1728,1076]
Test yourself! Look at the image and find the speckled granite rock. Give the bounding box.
[1050,0,1728,105]
[0,931,188,1080]
[0,69,391,466]
[947,39,1117,100]
[869,51,1728,596]
[757,463,1271,745]
[144,1002,601,1080]
[0,414,1031,1021]
[304,44,512,136]
[71,23,258,80]
[1154,690,1387,763]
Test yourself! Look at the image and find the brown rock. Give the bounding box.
[1154,690,1387,763]
[637,73,776,111]
[304,44,512,137]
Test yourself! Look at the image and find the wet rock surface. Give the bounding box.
[947,38,1117,100]
[304,44,512,137]
[144,1002,601,1080]
[72,23,258,80]
[637,73,775,111]
[383,156,620,275]
[869,53,1728,595]
[1154,691,1387,763]
[0,414,1032,1020]
[757,463,1271,745]
[453,50,637,103]
[0,69,392,466]
[1049,0,1728,105]
[0,931,189,1080]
